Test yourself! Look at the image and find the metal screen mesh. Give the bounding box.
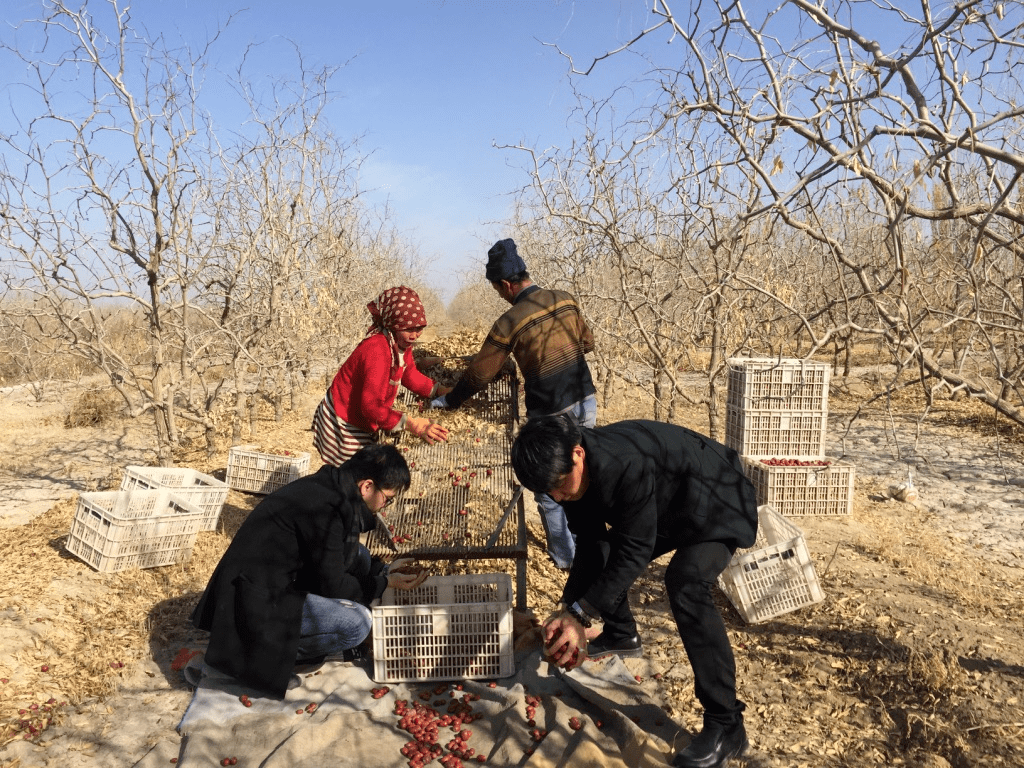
[368,369,525,562]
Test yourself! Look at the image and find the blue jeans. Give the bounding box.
[294,545,374,660]
[531,395,597,569]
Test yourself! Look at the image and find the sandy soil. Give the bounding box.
[1,358,1022,768]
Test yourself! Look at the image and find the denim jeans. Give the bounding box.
[294,545,374,660]
[531,395,598,569]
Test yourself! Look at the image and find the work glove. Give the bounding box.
[428,395,449,410]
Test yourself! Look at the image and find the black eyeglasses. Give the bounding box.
[376,484,397,508]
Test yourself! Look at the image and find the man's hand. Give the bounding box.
[387,558,428,590]
[542,611,588,670]
[425,395,449,410]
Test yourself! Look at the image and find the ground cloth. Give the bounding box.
[132,642,687,767]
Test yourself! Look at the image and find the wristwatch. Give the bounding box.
[564,602,590,628]
[562,600,601,629]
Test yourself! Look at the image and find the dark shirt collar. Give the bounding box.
[512,284,544,305]
[512,284,542,304]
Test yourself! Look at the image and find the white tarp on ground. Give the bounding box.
[132,643,687,768]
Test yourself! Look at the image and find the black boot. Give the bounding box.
[342,637,373,662]
[671,721,748,768]
[586,632,643,659]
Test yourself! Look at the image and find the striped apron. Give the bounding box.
[311,393,376,466]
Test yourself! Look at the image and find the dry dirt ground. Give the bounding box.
[0,349,1022,768]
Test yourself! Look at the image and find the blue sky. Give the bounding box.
[237,0,654,300]
[3,0,660,301]
[116,0,658,301]
[7,2,969,302]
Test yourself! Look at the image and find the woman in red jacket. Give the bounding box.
[312,286,449,466]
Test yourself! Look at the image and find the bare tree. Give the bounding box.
[0,1,232,463]
[536,0,1024,427]
[0,307,88,400]
[0,2,428,460]
[446,265,509,331]
[197,48,376,441]
[505,88,784,435]
[202,54,434,443]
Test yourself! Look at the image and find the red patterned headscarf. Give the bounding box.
[367,286,427,333]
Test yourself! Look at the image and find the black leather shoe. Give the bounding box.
[671,722,748,768]
[587,632,643,659]
[341,645,366,662]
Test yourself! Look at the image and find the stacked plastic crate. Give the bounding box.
[718,357,849,622]
[65,462,231,572]
[725,357,831,464]
[725,357,854,518]
[120,466,229,531]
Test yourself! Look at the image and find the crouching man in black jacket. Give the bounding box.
[191,444,426,699]
[511,417,758,768]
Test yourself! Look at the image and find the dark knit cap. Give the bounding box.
[485,238,528,282]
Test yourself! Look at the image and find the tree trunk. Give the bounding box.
[205,423,217,460]
[653,372,664,421]
[706,304,727,443]
[153,407,173,467]
[233,391,246,443]
[602,370,615,411]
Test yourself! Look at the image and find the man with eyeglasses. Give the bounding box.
[191,444,427,699]
[510,416,759,768]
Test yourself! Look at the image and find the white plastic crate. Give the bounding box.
[725,406,827,460]
[726,357,830,413]
[121,466,229,531]
[65,490,204,573]
[718,505,824,624]
[372,573,515,684]
[225,444,310,494]
[742,458,854,517]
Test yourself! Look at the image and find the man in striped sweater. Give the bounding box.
[433,238,597,569]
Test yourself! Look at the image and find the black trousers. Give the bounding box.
[576,537,745,726]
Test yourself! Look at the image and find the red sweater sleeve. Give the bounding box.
[330,336,436,432]
[400,347,436,398]
[331,335,403,432]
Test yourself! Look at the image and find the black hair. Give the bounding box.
[491,270,531,286]
[343,443,411,492]
[510,415,581,493]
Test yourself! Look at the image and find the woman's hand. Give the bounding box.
[387,558,428,590]
[406,416,449,445]
[542,611,588,670]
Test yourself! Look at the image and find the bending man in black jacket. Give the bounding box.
[511,417,758,768]
[191,444,426,698]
